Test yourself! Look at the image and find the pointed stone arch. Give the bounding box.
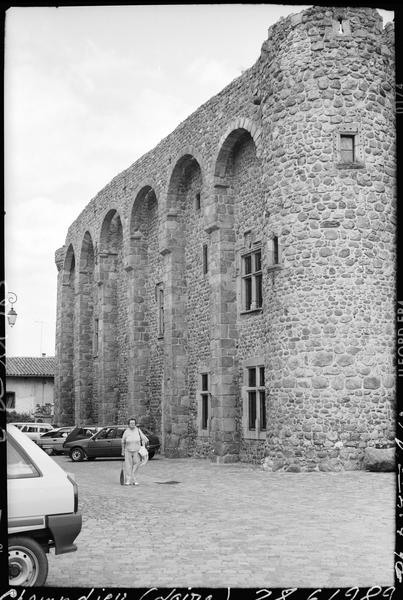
[165,149,206,213]
[214,117,262,180]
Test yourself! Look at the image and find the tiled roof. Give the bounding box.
[6,356,56,378]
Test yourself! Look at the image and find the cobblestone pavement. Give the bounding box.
[46,455,394,589]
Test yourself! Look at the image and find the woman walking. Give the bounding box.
[121,417,149,485]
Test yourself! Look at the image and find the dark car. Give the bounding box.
[63,425,160,462]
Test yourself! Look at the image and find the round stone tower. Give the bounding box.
[258,6,395,470]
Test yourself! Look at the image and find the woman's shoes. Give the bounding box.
[133,482,139,486]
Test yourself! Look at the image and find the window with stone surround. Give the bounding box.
[331,17,351,36]
[241,247,262,312]
[335,129,364,168]
[156,282,164,338]
[242,358,266,440]
[197,372,211,437]
[195,192,201,210]
[267,235,282,270]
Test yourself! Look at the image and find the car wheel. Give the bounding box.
[87,457,96,461]
[44,448,54,455]
[70,447,85,462]
[148,450,155,460]
[9,536,48,586]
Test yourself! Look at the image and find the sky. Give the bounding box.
[4,4,394,357]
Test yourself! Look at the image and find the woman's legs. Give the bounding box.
[124,450,135,484]
[131,453,141,484]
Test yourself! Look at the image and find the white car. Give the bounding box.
[12,422,53,441]
[36,426,74,455]
[7,424,82,586]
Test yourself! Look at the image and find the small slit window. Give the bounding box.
[156,283,164,337]
[198,372,211,436]
[203,244,208,275]
[195,193,201,210]
[93,318,99,357]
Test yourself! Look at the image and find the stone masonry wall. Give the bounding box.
[55,6,395,470]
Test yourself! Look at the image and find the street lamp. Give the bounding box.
[7,292,17,327]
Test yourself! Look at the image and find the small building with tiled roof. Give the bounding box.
[6,356,56,421]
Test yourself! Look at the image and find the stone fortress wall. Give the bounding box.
[55,6,395,470]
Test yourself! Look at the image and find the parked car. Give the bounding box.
[11,422,53,441]
[62,426,101,447]
[7,424,82,586]
[36,427,75,455]
[63,425,160,462]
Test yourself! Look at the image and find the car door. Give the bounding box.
[112,427,125,457]
[86,427,115,457]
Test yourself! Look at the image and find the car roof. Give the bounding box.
[12,422,53,427]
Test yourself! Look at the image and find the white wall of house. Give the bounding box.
[6,376,54,414]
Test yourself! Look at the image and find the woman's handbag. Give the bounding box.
[138,430,149,465]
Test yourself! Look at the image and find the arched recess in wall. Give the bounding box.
[163,154,208,456]
[59,244,76,425]
[77,231,96,424]
[98,209,126,424]
[208,124,263,461]
[214,127,262,238]
[127,185,162,428]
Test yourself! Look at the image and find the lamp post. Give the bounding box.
[7,292,18,327]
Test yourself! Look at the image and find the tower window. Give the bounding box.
[340,134,355,163]
[338,18,344,34]
[195,193,201,210]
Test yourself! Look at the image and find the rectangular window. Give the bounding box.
[273,237,279,265]
[6,392,15,409]
[156,283,164,337]
[340,134,355,163]
[246,366,266,432]
[200,373,209,430]
[203,244,208,275]
[242,248,262,311]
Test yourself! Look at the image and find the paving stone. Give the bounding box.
[46,455,394,588]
